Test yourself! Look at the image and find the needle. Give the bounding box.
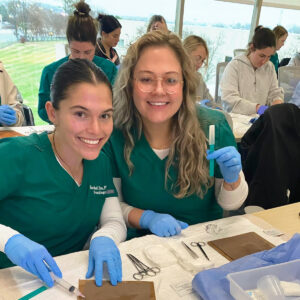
[43,260,85,298]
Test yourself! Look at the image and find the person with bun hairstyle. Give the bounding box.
[38,0,117,123]
[270,25,288,74]
[220,26,283,115]
[96,14,122,66]
[0,59,126,287]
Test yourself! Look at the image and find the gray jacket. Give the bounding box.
[288,53,300,66]
[220,55,283,115]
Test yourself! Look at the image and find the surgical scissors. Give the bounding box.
[127,253,160,280]
[190,241,210,261]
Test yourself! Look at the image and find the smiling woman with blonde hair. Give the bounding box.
[104,31,248,239]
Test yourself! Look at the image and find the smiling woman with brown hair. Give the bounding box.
[0,59,126,288]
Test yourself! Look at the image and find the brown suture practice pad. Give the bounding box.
[0,130,23,139]
[78,280,156,300]
[207,232,275,261]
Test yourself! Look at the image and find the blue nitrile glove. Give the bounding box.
[257,105,269,115]
[4,234,62,287]
[86,236,122,287]
[206,146,241,183]
[139,210,189,237]
[0,105,17,125]
[199,99,211,107]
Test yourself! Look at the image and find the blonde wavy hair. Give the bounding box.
[113,31,212,198]
[183,35,209,68]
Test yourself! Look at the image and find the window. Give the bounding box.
[183,0,253,93]
[0,0,177,125]
[259,6,300,60]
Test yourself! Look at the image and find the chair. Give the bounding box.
[214,62,228,104]
[278,58,291,68]
[16,89,35,126]
[278,66,300,102]
[233,49,247,57]
[21,104,35,126]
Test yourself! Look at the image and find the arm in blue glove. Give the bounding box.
[0,105,17,125]
[4,234,62,287]
[139,210,188,237]
[206,146,241,183]
[199,99,212,107]
[86,236,122,287]
[257,105,269,115]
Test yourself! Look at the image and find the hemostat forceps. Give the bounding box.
[126,253,160,280]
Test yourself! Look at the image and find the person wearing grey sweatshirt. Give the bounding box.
[288,52,300,66]
[220,27,283,115]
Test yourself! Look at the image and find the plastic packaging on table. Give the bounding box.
[227,259,300,300]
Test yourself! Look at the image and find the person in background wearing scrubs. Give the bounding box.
[103,31,248,239]
[220,27,284,116]
[0,61,24,126]
[270,25,288,74]
[96,14,122,67]
[0,59,126,287]
[147,15,169,33]
[38,0,117,123]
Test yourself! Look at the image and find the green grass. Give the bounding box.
[0,41,66,125]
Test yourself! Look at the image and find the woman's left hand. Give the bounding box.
[206,146,241,183]
[86,236,122,286]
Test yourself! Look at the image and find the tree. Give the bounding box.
[7,0,29,40]
[62,0,77,16]
[0,4,9,22]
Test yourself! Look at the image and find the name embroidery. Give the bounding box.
[89,185,114,195]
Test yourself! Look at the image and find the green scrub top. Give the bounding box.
[0,132,117,268]
[103,105,237,239]
[38,55,117,123]
[270,52,279,74]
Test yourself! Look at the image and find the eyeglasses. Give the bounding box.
[134,74,183,94]
[193,55,206,65]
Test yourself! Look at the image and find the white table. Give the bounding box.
[0,215,288,300]
[230,113,257,142]
[0,125,54,136]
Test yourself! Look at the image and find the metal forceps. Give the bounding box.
[190,241,210,261]
[126,253,160,280]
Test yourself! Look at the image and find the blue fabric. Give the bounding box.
[139,210,189,237]
[192,234,300,300]
[5,234,62,287]
[86,236,122,286]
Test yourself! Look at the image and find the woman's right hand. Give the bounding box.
[4,234,62,287]
[139,210,188,237]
